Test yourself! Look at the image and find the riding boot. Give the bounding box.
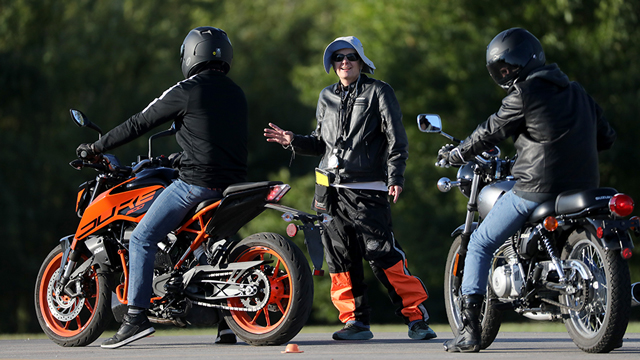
[443,294,483,353]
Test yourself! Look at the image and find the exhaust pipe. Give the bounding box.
[632,282,640,307]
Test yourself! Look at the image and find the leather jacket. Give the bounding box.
[458,64,616,200]
[93,69,248,189]
[290,75,408,187]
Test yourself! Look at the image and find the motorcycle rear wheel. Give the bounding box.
[560,228,630,353]
[34,245,112,346]
[224,232,313,345]
[444,235,502,349]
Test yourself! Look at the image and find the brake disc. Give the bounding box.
[47,269,86,321]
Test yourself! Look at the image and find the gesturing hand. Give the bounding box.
[388,185,403,203]
[264,123,294,146]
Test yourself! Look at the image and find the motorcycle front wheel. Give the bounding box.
[224,232,313,345]
[444,235,502,349]
[34,245,112,346]
[560,228,630,353]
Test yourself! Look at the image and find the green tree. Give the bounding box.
[1,0,639,334]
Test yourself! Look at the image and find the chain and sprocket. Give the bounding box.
[152,264,273,313]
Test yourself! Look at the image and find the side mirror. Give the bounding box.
[70,109,87,126]
[69,109,103,136]
[417,114,442,133]
[147,122,177,159]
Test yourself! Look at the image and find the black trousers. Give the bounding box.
[321,186,430,325]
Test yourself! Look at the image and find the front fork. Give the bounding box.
[55,236,78,293]
[453,169,483,292]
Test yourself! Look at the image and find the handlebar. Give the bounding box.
[71,153,177,178]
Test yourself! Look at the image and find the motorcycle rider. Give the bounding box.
[76,26,248,349]
[264,36,437,341]
[439,28,617,352]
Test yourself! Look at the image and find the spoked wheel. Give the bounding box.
[444,235,502,350]
[225,232,313,345]
[561,229,630,353]
[34,245,112,346]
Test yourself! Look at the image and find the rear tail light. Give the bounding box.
[266,184,291,202]
[622,248,633,259]
[609,194,634,217]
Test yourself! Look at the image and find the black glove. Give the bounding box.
[437,144,466,166]
[76,143,98,161]
[168,152,183,168]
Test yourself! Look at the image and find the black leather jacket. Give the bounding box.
[458,64,616,200]
[93,70,248,189]
[290,75,409,187]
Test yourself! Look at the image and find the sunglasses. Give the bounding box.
[332,53,360,62]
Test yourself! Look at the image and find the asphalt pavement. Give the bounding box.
[2,331,640,360]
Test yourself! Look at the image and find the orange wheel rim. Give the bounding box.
[229,246,292,334]
[38,253,100,336]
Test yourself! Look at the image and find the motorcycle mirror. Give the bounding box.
[417,114,442,133]
[69,109,103,136]
[148,122,177,159]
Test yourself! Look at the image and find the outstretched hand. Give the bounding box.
[264,123,294,146]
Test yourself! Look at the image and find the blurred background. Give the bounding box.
[1,0,639,334]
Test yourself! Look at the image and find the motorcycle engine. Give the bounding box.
[491,263,524,298]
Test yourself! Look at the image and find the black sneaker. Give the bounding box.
[215,320,237,344]
[408,320,437,340]
[332,323,373,340]
[101,313,155,349]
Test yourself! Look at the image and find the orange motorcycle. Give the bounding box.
[35,109,329,347]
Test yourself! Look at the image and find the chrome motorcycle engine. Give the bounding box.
[490,239,525,299]
[491,263,524,298]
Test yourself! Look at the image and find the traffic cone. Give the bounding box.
[281,343,304,353]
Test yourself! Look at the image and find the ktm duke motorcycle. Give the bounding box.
[417,114,640,353]
[35,109,330,347]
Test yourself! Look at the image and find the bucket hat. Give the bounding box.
[323,36,375,74]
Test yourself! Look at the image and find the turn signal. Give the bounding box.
[544,216,558,231]
[609,194,634,217]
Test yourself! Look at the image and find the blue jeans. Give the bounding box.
[127,179,222,308]
[461,190,540,296]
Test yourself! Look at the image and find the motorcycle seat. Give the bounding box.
[555,187,617,215]
[528,200,555,223]
[223,181,283,196]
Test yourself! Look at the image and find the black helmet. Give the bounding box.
[486,28,545,89]
[180,27,233,78]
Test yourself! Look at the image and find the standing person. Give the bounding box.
[76,26,248,349]
[439,28,616,352]
[264,36,437,341]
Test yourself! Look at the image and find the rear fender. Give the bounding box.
[264,203,326,276]
[582,218,637,252]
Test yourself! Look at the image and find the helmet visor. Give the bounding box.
[487,59,521,86]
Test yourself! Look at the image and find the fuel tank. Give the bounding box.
[477,180,515,220]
